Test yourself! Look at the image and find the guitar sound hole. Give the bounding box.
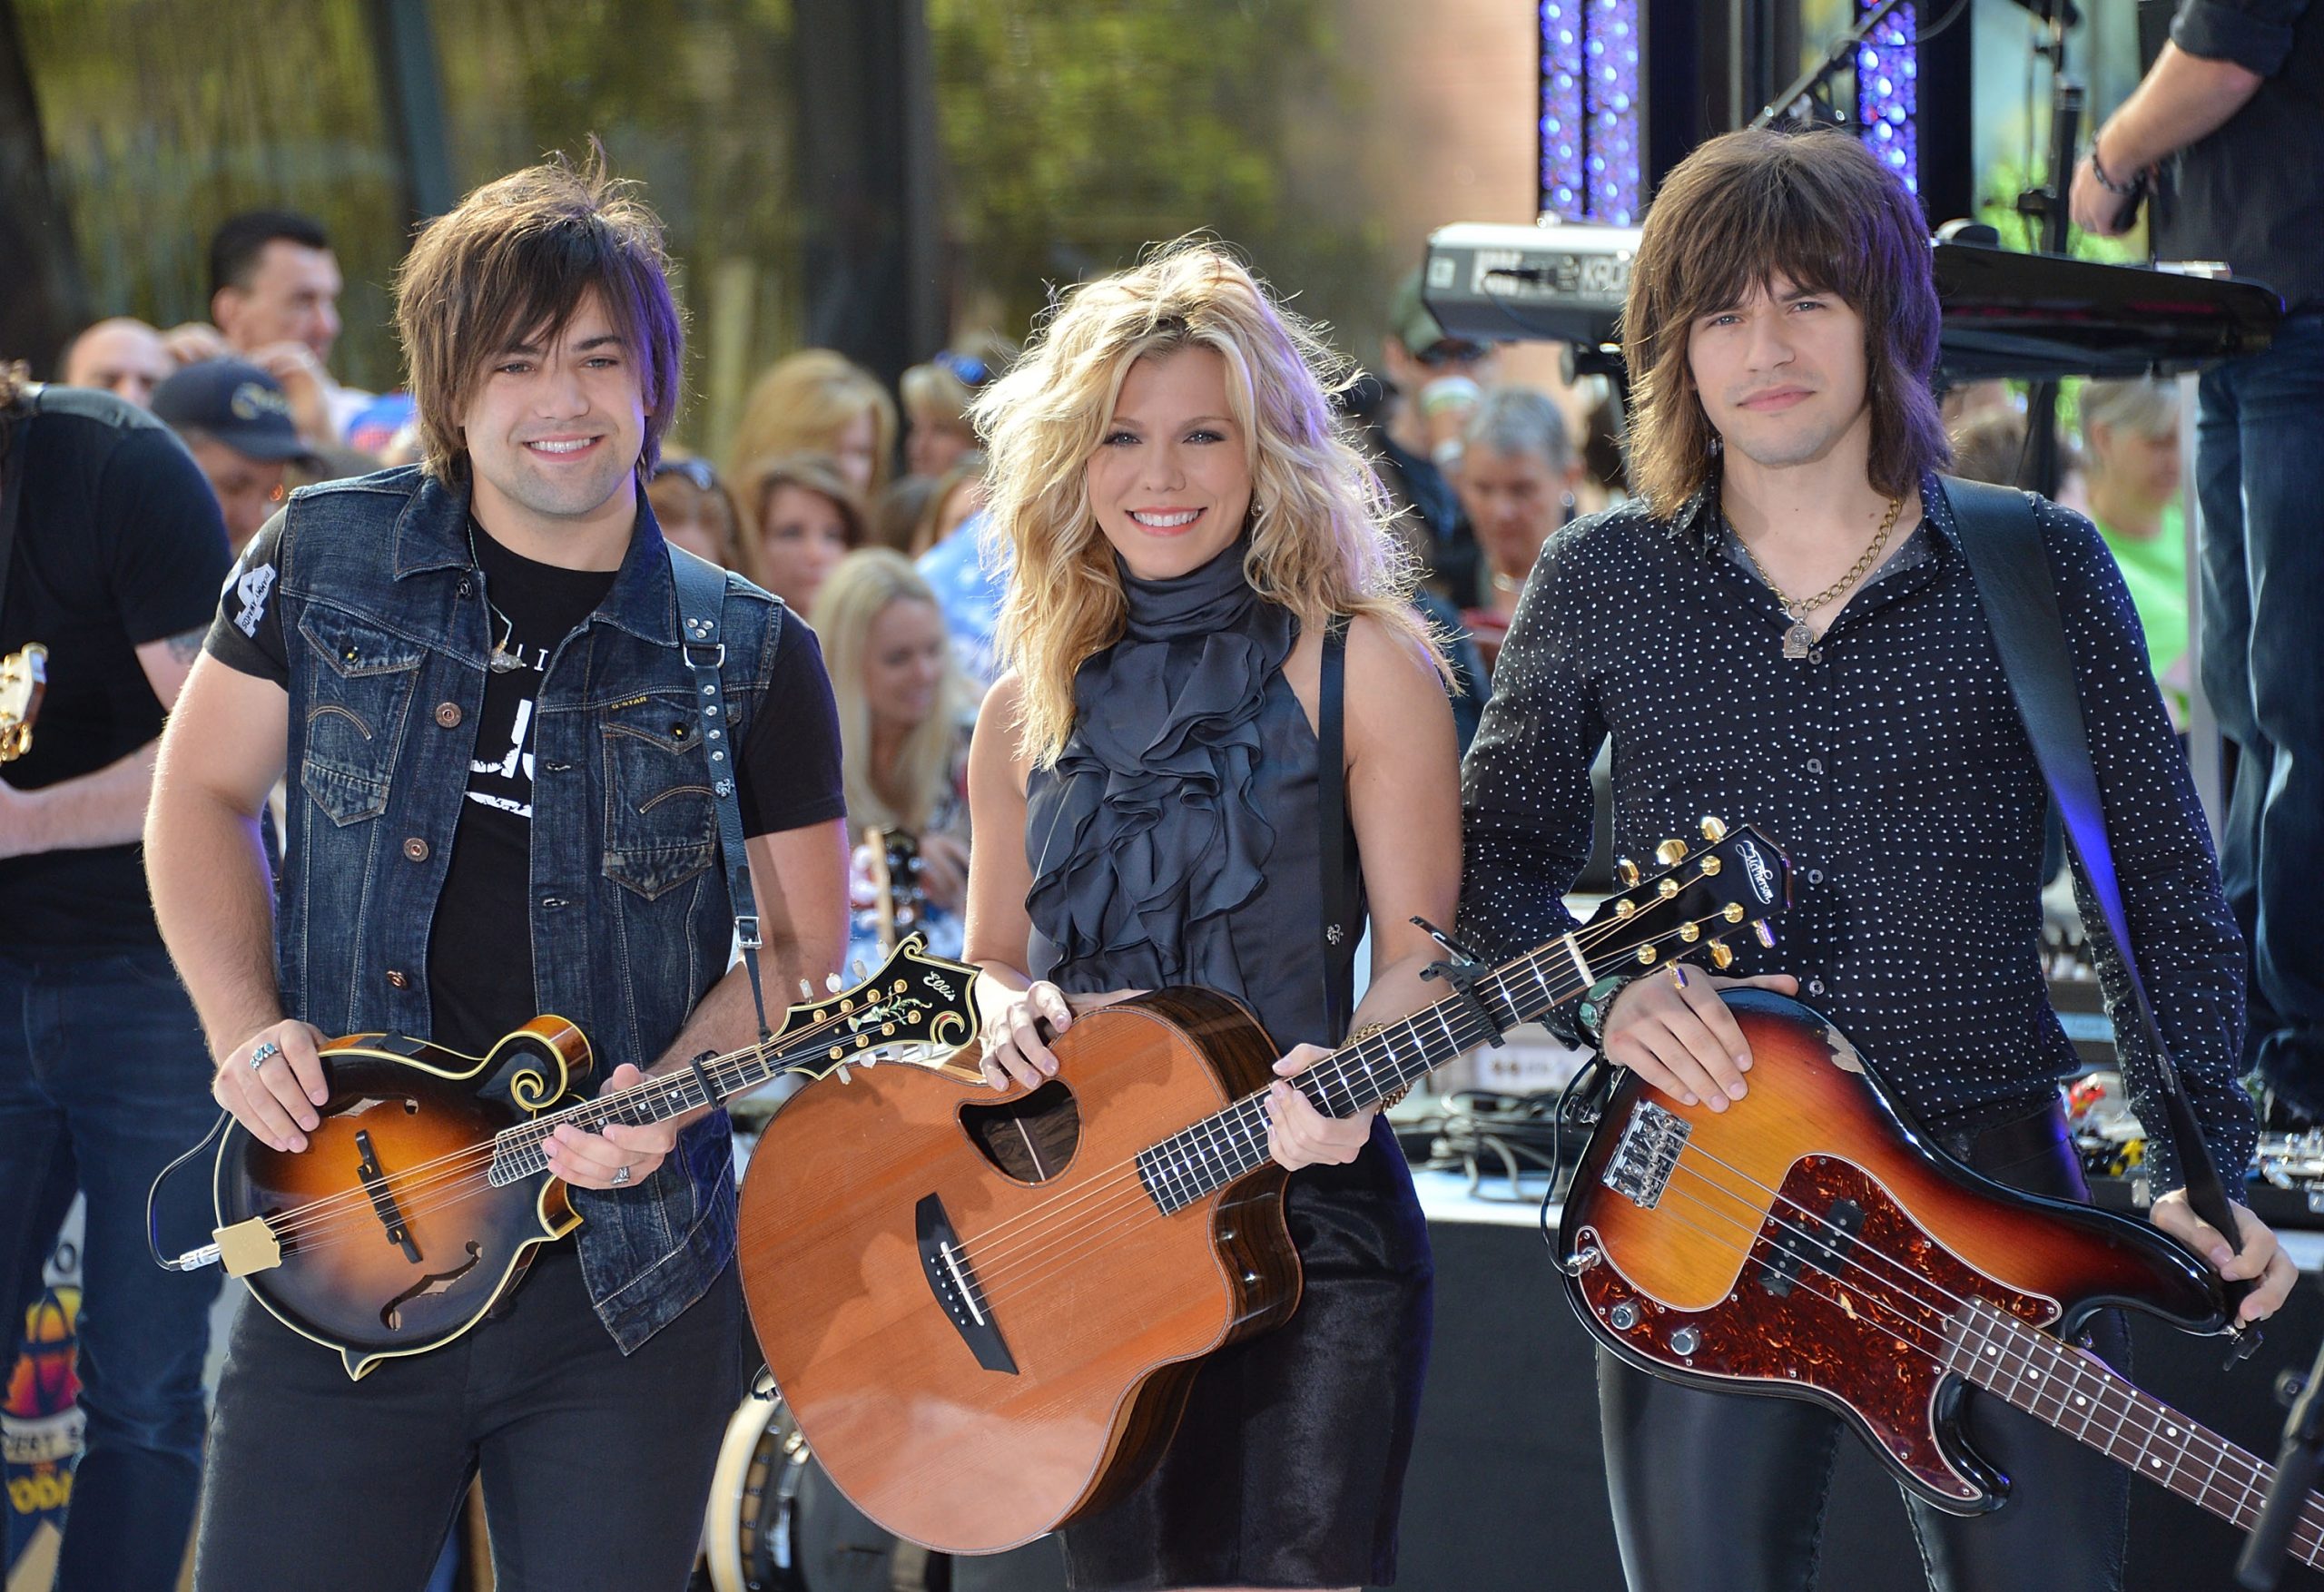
[960,1081,1080,1184]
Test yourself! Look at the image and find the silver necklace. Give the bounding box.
[468,526,527,673]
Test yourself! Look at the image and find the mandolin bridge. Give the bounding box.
[1606,1101,1689,1209]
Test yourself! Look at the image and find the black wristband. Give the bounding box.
[2088,142,2140,198]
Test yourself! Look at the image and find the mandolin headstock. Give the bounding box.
[773,935,982,1082]
[1573,817,1792,981]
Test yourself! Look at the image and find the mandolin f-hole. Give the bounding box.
[960,1082,1081,1184]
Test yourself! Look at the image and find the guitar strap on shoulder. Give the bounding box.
[1939,475,2249,1259]
[670,545,773,1043]
[1318,614,1354,1041]
[0,386,39,629]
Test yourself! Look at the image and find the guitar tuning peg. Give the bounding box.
[1655,838,1689,866]
[1752,919,1777,948]
[1699,815,1728,842]
[1614,858,1640,887]
[1709,939,1735,970]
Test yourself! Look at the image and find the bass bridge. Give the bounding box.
[1605,1100,1690,1209]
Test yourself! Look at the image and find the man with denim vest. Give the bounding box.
[146,155,848,1590]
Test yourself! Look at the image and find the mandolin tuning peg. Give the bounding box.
[1699,815,1728,842]
[799,979,814,1000]
[1655,838,1689,866]
[1635,945,1659,965]
[1614,858,1640,888]
[826,973,844,992]
[852,958,869,981]
[1709,939,1735,971]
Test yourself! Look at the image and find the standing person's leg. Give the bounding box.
[2227,314,2324,1101]
[27,950,223,1592]
[1599,1347,1846,1592]
[471,1247,746,1592]
[192,1296,478,1592]
[0,952,73,1331]
[2193,353,2274,1054]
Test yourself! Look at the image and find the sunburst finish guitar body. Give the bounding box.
[1561,990,2324,1566]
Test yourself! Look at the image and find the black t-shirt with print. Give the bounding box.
[206,517,846,1054]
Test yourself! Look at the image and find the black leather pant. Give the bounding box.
[1599,1103,2132,1592]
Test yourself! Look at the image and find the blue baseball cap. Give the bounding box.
[152,358,312,462]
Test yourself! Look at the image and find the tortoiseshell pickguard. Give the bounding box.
[1575,1155,2057,1506]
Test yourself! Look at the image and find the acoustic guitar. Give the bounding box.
[1559,988,2324,1565]
[739,817,1790,1554]
[184,937,978,1379]
[0,642,46,762]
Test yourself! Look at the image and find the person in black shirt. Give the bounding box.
[0,370,233,1591]
[2074,0,2324,1121]
[1463,129,2294,1592]
[144,156,849,1592]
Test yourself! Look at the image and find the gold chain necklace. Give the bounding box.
[1734,495,1905,660]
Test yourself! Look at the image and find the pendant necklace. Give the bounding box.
[467,526,527,673]
[1734,495,1905,660]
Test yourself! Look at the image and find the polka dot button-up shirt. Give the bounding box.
[1458,468,2253,1195]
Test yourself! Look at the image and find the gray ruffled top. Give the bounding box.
[1023,537,1345,1048]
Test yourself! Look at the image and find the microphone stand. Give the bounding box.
[2013,0,2079,498]
[1749,0,1912,132]
[2239,1317,2324,1589]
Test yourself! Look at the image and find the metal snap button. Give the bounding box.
[434,702,463,729]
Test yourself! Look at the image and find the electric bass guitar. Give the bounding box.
[1559,989,2324,1563]
[185,938,979,1379]
[0,642,45,762]
[739,817,1790,1554]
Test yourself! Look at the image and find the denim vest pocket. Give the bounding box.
[296,606,426,825]
[599,691,717,899]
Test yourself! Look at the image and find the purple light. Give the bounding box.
[1854,1,1917,195]
[1541,0,1640,223]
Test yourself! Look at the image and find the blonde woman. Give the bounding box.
[728,348,896,499]
[814,548,970,966]
[963,241,1459,1592]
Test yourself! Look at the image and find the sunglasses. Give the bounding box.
[1415,339,1491,369]
[652,457,720,493]
[931,350,991,388]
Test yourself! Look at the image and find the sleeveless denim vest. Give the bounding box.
[270,467,779,1351]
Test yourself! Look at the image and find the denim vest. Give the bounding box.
[271,467,780,1351]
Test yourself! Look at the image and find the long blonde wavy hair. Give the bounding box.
[973,240,1441,766]
[812,548,967,835]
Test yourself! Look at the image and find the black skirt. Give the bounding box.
[1059,1115,1433,1591]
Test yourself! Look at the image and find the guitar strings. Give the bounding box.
[1616,1145,2320,1553]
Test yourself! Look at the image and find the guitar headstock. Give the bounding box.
[1575,817,1791,979]
[773,935,980,1082]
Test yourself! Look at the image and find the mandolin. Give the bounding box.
[181,937,978,1379]
[1559,989,2324,1562]
[739,818,1790,1554]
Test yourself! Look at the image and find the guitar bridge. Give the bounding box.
[1605,1101,1689,1209]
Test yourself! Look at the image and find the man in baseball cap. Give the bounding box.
[152,359,315,539]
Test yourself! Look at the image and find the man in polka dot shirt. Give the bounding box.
[1459,127,2295,1592]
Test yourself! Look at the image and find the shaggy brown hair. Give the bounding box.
[1621,128,1948,515]
[393,146,684,480]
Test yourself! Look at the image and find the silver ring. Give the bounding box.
[248,1040,281,1071]
[610,1165,633,1186]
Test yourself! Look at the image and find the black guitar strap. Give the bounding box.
[1939,475,2249,1268]
[0,385,37,630]
[670,544,773,1042]
[1318,615,1354,1041]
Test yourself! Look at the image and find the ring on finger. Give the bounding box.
[249,1040,281,1071]
[1666,963,1689,991]
[611,1164,633,1187]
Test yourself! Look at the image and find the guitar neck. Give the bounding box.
[1136,935,1586,1214]
[486,1036,793,1184]
[1947,1302,2324,1567]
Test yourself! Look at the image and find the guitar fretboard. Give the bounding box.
[1133,938,1586,1214]
[1945,1300,2324,1566]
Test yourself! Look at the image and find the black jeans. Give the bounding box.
[192,1242,745,1592]
[1599,1105,2132,1592]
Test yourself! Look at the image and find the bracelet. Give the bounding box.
[1576,973,1634,1046]
[1344,1022,1412,1109]
[2088,142,2140,198]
